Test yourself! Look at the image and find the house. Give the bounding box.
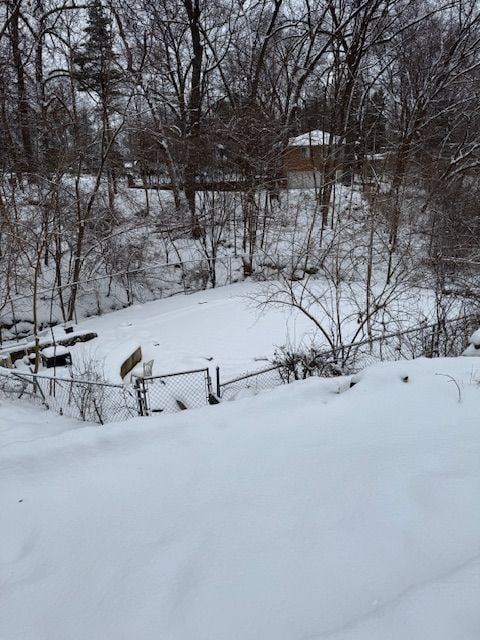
[283,130,343,189]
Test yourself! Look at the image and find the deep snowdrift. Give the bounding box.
[1,357,480,640]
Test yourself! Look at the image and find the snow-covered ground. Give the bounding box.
[9,282,318,382]
[9,279,443,384]
[76,281,315,379]
[0,399,83,448]
[2,355,480,639]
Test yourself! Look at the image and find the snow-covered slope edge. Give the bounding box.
[1,357,480,640]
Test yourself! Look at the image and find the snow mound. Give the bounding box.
[462,327,480,356]
[1,357,480,640]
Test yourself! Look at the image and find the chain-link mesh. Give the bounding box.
[0,367,214,424]
[219,365,285,400]
[219,315,479,400]
[1,258,249,334]
[140,368,211,415]
[0,371,138,424]
[1,316,477,419]
[338,315,479,370]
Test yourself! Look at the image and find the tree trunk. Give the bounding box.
[10,1,35,176]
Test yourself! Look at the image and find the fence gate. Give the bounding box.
[135,368,213,416]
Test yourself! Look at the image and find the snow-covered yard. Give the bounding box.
[1,356,480,639]
[7,278,447,385]
[75,281,313,380]
[6,281,319,383]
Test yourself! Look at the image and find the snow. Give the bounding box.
[101,339,141,382]
[289,129,342,146]
[0,399,83,448]
[21,280,442,385]
[1,356,480,639]
[41,345,70,358]
[365,152,388,161]
[1,327,95,358]
[58,282,318,381]
[462,328,480,355]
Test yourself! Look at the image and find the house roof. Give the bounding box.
[288,129,342,147]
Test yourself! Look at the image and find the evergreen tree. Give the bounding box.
[73,0,123,210]
[74,0,121,104]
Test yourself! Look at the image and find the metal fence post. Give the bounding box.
[126,271,132,306]
[134,378,148,416]
[10,300,20,341]
[216,366,221,397]
[206,368,220,405]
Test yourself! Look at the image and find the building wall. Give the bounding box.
[287,170,324,189]
[283,144,341,189]
[283,145,390,189]
[283,146,327,172]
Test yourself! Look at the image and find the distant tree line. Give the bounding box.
[1,0,480,324]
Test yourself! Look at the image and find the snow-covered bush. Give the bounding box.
[181,262,210,291]
[462,328,480,357]
[272,345,344,382]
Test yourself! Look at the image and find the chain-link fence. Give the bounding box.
[1,257,250,339]
[0,367,215,424]
[218,365,285,401]
[136,368,213,415]
[219,315,479,400]
[1,316,477,420]
[1,254,298,343]
[0,370,138,424]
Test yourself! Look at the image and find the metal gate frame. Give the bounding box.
[134,367,214,416]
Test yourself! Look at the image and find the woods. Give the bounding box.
[1,0,480,342]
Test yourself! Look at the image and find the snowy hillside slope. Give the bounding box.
[1,356,480,639]
[9,279,445,384]
[0,400,84,448]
